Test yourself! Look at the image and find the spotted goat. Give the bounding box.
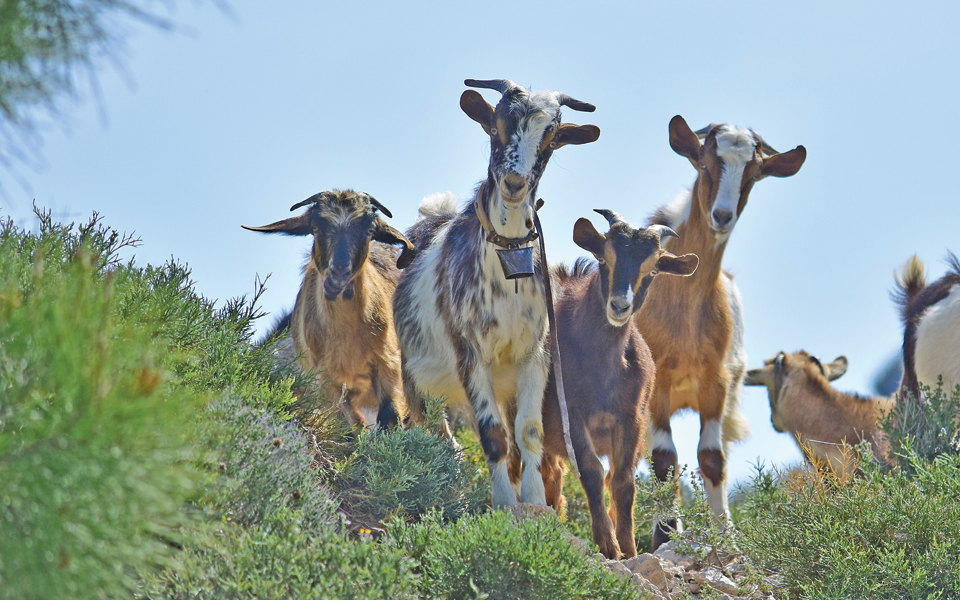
[393,79,600,507]
[894,251,960,401]
[745,350,894,475]
[638,116,806,549]
[541,210,698,559]
[243,189,415,428]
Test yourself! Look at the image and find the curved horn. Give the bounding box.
[464,79,518,95]
[289,191,328,212]
[753,132,779,156]
[648,224,680,243]
[593,209,624,226]
[556,93,596,113]
[362,193,393,219]
[694,124,718,139]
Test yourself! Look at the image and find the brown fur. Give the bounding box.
[639,116,806,550]
[542,215,697,559]
[292,244,407,426]
[244,189,414,428]
[745,350,894,475]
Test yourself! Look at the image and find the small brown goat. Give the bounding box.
[541,210,698,560]
[243,189,415,428]
[744,350,894,475]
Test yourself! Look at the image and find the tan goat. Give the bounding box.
[244,189,415,428]
[744,350,894,475]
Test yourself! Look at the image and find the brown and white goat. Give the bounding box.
[894,252,960,401]
[541,211,698,559]
[744,350,894,475]
[243,189,415,428]
[393,79,600,507]
[637,116,806,549]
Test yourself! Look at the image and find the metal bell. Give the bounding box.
[496,246,535,289]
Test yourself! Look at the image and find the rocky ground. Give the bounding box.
[506,504,784,600]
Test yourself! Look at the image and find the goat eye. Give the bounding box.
[489,127,498,136]
[650,269,659,277]
[597,258,605,265]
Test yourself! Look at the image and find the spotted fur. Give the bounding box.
[393,80,599,507]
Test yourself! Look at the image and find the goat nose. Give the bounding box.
[502,173,526,197]
[610,297,632,316]
[328,264,351,280]
[712,208,733,229]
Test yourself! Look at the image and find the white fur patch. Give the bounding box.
[508,112,554,177]
[698,419,723,453]
[711,125,757,239]
[651,427,677,455]
[915,283,960,392]
[418,191,460,219]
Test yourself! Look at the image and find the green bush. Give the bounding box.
[0,211,202,599]
[143,508,420,600]
[334,426,488,528]
[881,380,960,472]
[736,451,960,599]
[388,510,647,600]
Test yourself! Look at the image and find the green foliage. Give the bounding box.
[881,380,960,472]
[0,0,181,180]
[736,452,960,599]
[334,426,488,528]
[143,508,420,600]
[0,210,201,599]
[387,511,647,600]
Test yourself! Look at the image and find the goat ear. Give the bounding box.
[656,252,699,277]
[572,217,606,257]
[241,212,312,236]
[760,145,806,179]
[460,90,496,134]
[554,123,601,148]
[744,365,773,387]
[822,355,848,381]
[373,218,416,269]
[669,115,701,168]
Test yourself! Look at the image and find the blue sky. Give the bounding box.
[4,0,959,483]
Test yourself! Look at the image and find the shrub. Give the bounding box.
[334,426,488,528]
[142,508,421,600]
[0,211,201,599]
[736,450,960,599]
[881,380,960,472]
[387,511,646,600]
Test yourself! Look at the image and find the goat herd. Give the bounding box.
[243,78,960,560]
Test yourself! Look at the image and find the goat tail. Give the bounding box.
[893,255,926,324]
[946,250,960,276]
[417,191,459,220]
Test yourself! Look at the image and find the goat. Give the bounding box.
[393,79,600,507]
[243,189,415,428]
[894,252,960,401]
[540,210,698,559]
[637,115,806,549]
[744,350,894,475]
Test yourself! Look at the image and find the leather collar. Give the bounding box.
[474,196,540,249]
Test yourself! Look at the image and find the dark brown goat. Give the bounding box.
[541,210,698,560]
[243,189,415,428]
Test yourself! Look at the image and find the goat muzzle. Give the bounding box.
[323,276,355,301]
